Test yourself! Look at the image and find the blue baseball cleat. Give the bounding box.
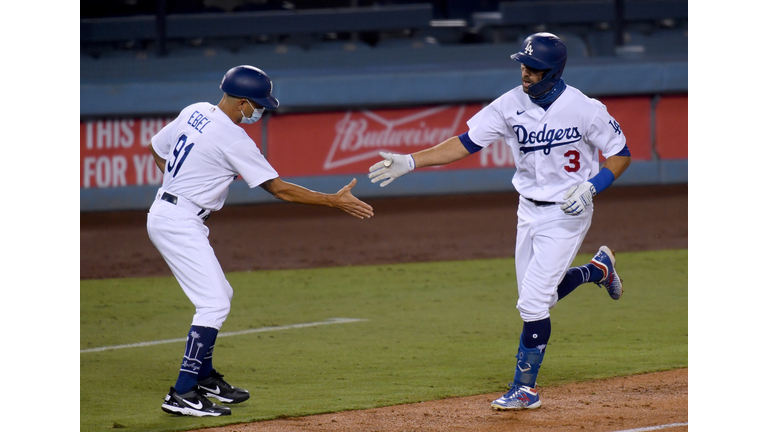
[590,246,623,300]
[491,384,541,410]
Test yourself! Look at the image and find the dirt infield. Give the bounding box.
[80,183,688,431]
[201,368,688,432]
[80,184,687,280]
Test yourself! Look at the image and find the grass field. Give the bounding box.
[80,249,687,432]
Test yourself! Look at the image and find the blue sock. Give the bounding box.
[513,319,551,388]
[174,326,219,394]
[521,318,551,350]
[557,263,603,300]
[513,318,550,387]
[198,339,217,381]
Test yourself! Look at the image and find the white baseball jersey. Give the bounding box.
[152,102,278,211]
[148,102,278,329]
[466,85,626,202]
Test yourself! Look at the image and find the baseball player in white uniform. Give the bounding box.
[147,65,374,417]
[368,33,631,410]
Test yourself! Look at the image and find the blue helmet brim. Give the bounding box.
[222,91,280,110]
[254,95,279,110]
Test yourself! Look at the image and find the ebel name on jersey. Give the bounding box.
[513,123,582,155]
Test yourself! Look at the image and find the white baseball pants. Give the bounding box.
[515,196,593,322]
[147,198,232,329]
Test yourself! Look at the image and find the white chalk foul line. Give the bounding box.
[81,318,367,354]
[613,422,688,432]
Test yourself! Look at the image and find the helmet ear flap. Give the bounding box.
[530,65,564,97]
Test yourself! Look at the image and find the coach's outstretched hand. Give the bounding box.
[333,178,374,219]
[368,151,415,187]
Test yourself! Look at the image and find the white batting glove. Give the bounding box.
[368,151,415,187]
[560,182,596,216]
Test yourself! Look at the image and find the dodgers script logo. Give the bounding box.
[513,124,582,155]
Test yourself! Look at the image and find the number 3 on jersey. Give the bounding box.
[564,150,580,172]
[167,134,195,178]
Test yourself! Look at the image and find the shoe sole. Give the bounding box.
[491,400,542,410]
[161,403,230,417]
[612,276,624,300]
[605,247,624,300]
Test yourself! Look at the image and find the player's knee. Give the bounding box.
[193,304,231,329]
[516,302,550,322]
[548,295,557,310]
[216,303,232,325]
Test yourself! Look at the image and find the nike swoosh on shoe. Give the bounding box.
[199,385,220,394]
[182,399,203,410]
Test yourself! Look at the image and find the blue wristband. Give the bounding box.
[587,167,615,195]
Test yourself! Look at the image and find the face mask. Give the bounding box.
[240,100,264,124]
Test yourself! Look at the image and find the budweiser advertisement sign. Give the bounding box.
[267,104,513,177]
[80,98,665,189]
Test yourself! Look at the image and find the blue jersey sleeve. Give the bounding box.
[458,132,483,155]
[614,144,631,157]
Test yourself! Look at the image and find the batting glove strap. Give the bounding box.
[368,151,415,187]
[560,182,596,216]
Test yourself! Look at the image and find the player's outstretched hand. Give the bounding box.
[368,151,415,187]
[560,182,596,216]
[333,178,374,219]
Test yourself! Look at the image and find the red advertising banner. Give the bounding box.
[655,95,688,159]
[599,96,653,161]
[266,98,658,177]
[266,104,513,177]
[80,96,681,188]
[79,117,263,188]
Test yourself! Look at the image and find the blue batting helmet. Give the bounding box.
[511,33,567,97]
[220,65,279,109]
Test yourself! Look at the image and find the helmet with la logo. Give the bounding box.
[511,32,568,97]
